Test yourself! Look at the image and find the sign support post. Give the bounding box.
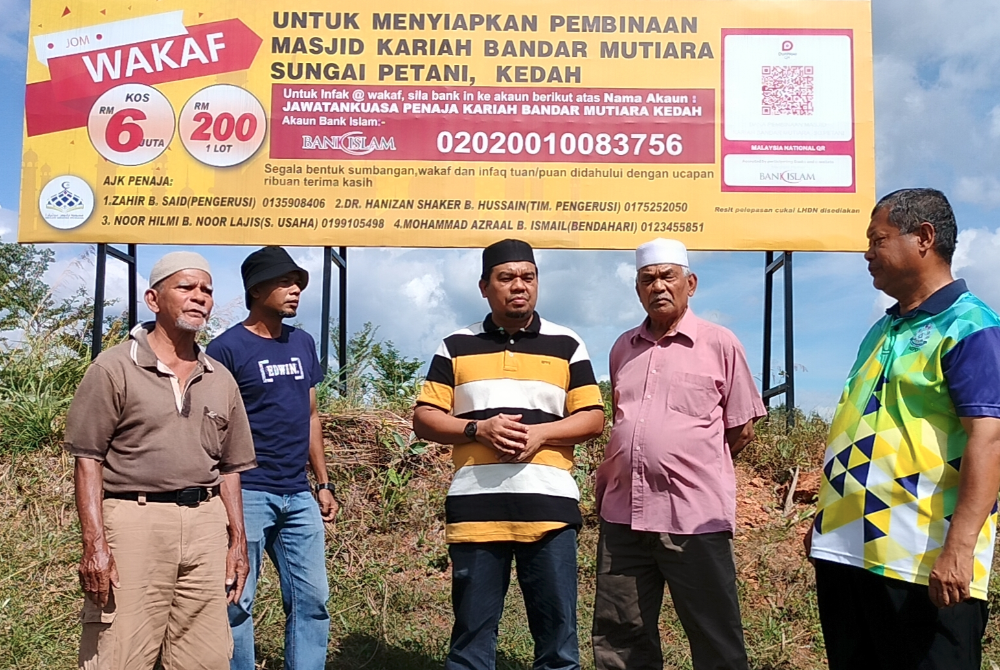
[319,247,348,395]
[91,243,138,360]
[762,251,795,427]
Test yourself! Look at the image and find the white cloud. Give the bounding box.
[953,227,1000,312]
[614,262,634,285]
[871,1,1000,206]
[954,177,1000,209]
[990,106,1000,139]
[0,206,15,239]
[403,274,448,312]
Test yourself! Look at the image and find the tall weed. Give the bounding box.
[741,406,829,481]
[0,285,105,454]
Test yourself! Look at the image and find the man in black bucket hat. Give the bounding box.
[208,246,337,670]
[240,245,311,308]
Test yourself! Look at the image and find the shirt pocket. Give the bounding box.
[201,407,229,460]
[667,372,720,418]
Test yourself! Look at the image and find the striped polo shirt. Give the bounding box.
[418,312,604,543]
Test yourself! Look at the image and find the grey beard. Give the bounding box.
[175,316,207,332]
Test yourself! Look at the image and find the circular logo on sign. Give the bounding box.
[178,84,268,168]
[38,175,94,230]
[782,40,794,52]
[87,84,175,166]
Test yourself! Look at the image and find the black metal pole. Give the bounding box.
[91,244,107,360]
[762,251,774,408]
[320,246,332,374]
[127,244,138,329]
[338,246,348,396]
[783,251,795,427]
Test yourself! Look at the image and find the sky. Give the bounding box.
[4,0,1000,416]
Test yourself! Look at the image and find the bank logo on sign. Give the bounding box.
[759,171,817,184]
[301,131,396,155]
[258,357,306,383]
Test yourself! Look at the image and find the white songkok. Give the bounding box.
[635,238,689,270]
[148,251,212,288]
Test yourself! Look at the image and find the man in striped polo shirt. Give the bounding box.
[414,239,605,670]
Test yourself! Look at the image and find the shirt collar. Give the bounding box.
[886,279,967,319]
[128,322,214,372]
[483,311,541,336]
[633,307,698,344]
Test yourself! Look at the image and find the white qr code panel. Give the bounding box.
[724,34,852,142]
[761,65,814,116]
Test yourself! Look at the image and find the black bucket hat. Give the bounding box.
[241,246,309,308]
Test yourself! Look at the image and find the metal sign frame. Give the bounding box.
[761,251,795,427]
[90,243,137,360]
[89,246,794,418]
[89,245,351,396]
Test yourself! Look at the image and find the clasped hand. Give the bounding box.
[475,413,546,462]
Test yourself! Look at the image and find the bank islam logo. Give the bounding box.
[39,176,94,230]
[302,131,396,156]
[759,170,817,184]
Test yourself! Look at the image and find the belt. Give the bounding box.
[104,485,221,506]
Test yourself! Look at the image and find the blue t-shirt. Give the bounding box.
[207,324,323,494]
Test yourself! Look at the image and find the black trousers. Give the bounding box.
[815,559,988,670]
[592,521,748,670]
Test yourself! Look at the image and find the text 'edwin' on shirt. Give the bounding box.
[207,324,323,494]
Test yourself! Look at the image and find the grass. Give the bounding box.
[5,410,1000,669]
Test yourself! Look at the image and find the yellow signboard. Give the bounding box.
[18,0,874,250]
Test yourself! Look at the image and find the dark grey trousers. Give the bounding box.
[591,521,748,670]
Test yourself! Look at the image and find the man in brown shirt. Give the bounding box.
[64,251,257,670]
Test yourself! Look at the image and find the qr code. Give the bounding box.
[761,65,814,116]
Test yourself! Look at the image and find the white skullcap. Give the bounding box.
[149,251,212,288]
[635,238,689,270]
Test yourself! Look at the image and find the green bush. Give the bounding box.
[0,350,88,453]
[317,321,425,412]
[0,241,119,454]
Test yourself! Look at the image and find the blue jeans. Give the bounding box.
[447,526,580,670]
[229,490,330,670]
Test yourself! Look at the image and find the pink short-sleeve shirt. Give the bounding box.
[596,309,766,534]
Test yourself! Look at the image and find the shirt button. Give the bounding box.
[646,395,651,399]
[509,339,515,344]
[640,419,645,423]
[651,370,657,374]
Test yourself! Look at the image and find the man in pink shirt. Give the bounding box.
[592,238,766,670]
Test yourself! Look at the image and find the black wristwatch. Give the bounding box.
[464,421,478,440]
[315,482,336,496]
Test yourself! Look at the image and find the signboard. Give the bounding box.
[18,0,874,250]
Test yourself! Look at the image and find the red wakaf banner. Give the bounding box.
[26,19,261,136]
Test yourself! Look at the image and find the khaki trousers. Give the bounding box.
[79,496,232,670]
